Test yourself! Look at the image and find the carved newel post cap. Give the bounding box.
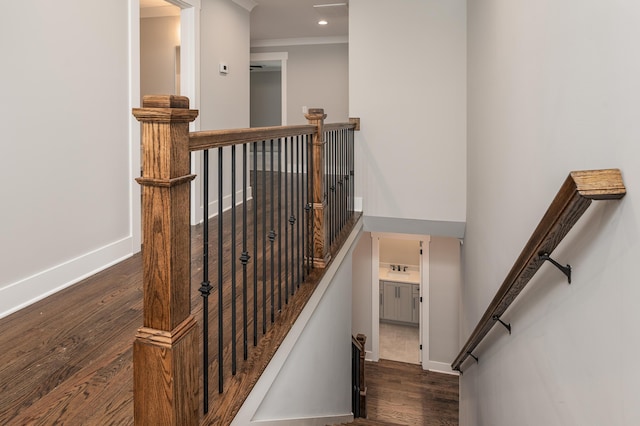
[142,94,190,109]
[305,108,327,120]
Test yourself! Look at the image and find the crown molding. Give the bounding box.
[251,36,348,48]
[232,0,258,12]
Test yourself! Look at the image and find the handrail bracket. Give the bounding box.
[538,252,572,284]
[492,315,511,334]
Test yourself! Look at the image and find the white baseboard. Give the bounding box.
[0,237,134,319]
[248,414,353,426]
[426,360,460,376]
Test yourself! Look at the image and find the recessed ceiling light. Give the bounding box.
[318,19,328,25]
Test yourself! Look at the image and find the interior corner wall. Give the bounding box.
[0,1,133,318]
[464,1,640,425]
[140,16,180,98]
[251,44,349,125]
[428,236,460,366]
[352,232,372,354]
[349,0,466,225]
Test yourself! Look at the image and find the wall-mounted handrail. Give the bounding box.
[452,169,626,372]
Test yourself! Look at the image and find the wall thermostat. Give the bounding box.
[219,63,228,74]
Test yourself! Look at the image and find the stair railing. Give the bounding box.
[132,95,358,425]
[452,169,626,373]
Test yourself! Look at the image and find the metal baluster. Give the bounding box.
[284,137,289,304]
[269,139,275,324]
[199,150,211,414]
[290,136,296,296]
[262,140,267,334]
[231,145,237,375]
[241,143,250,360]
[307,133,314,272]
[252,142,258,346]
[350,128,355,215]
[217,147,224,393]
[277,138,282,312]
[296,135,302,288]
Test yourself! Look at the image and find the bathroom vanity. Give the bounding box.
[379,267,420,325]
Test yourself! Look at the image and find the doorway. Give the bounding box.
[371,233,430,368]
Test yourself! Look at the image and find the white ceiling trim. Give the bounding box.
[251,36,348,48]
[233,0,258,12]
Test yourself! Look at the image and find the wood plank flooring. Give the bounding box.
[361,360,459,426]
[0,172,362,425]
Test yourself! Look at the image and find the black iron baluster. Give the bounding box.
[217,147,224,394]
[290,136,296,297]
[307,132,314,273]
[199,150,211,414]
[269,139,275,324]
[241,143,250,360]
[295,135,301,289]
[252,142,258,347]
[277,137,282,312]
[284,137,289,304]
[299,134,304,283]
[231,145,237,375]
[262,140,267,334]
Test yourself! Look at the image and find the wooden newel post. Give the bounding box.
[305,108,330,268]
[132,95,199,425]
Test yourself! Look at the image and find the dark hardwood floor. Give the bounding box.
[0,182,362,425]
[363,360,459,425]
[0,169,457,425]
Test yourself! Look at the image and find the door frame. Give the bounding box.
[130,0,202,234]
[250,52,288,126]
[371,232,431,370]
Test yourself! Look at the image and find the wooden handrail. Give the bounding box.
[188,122,358,152]
[324,122,357,132]
[189,124,315,151]
[452,169,626,372]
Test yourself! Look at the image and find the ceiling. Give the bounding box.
[250,0,348,41]
[140,0,349,41]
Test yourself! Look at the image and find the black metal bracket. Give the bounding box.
[467,352,479,363]
[538,252,572,284]
[492,315,511,334]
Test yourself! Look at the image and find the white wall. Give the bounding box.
[200,0,250,130]
[380,238,420,266]
[252,44,349,125]
[463,1,640,425]
[428,236,460,366]
[0,1,135,318]
[199,0,251,220]
[350,0,467,234]
[141,16,180,97]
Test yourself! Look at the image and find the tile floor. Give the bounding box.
[379,321,421,364]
